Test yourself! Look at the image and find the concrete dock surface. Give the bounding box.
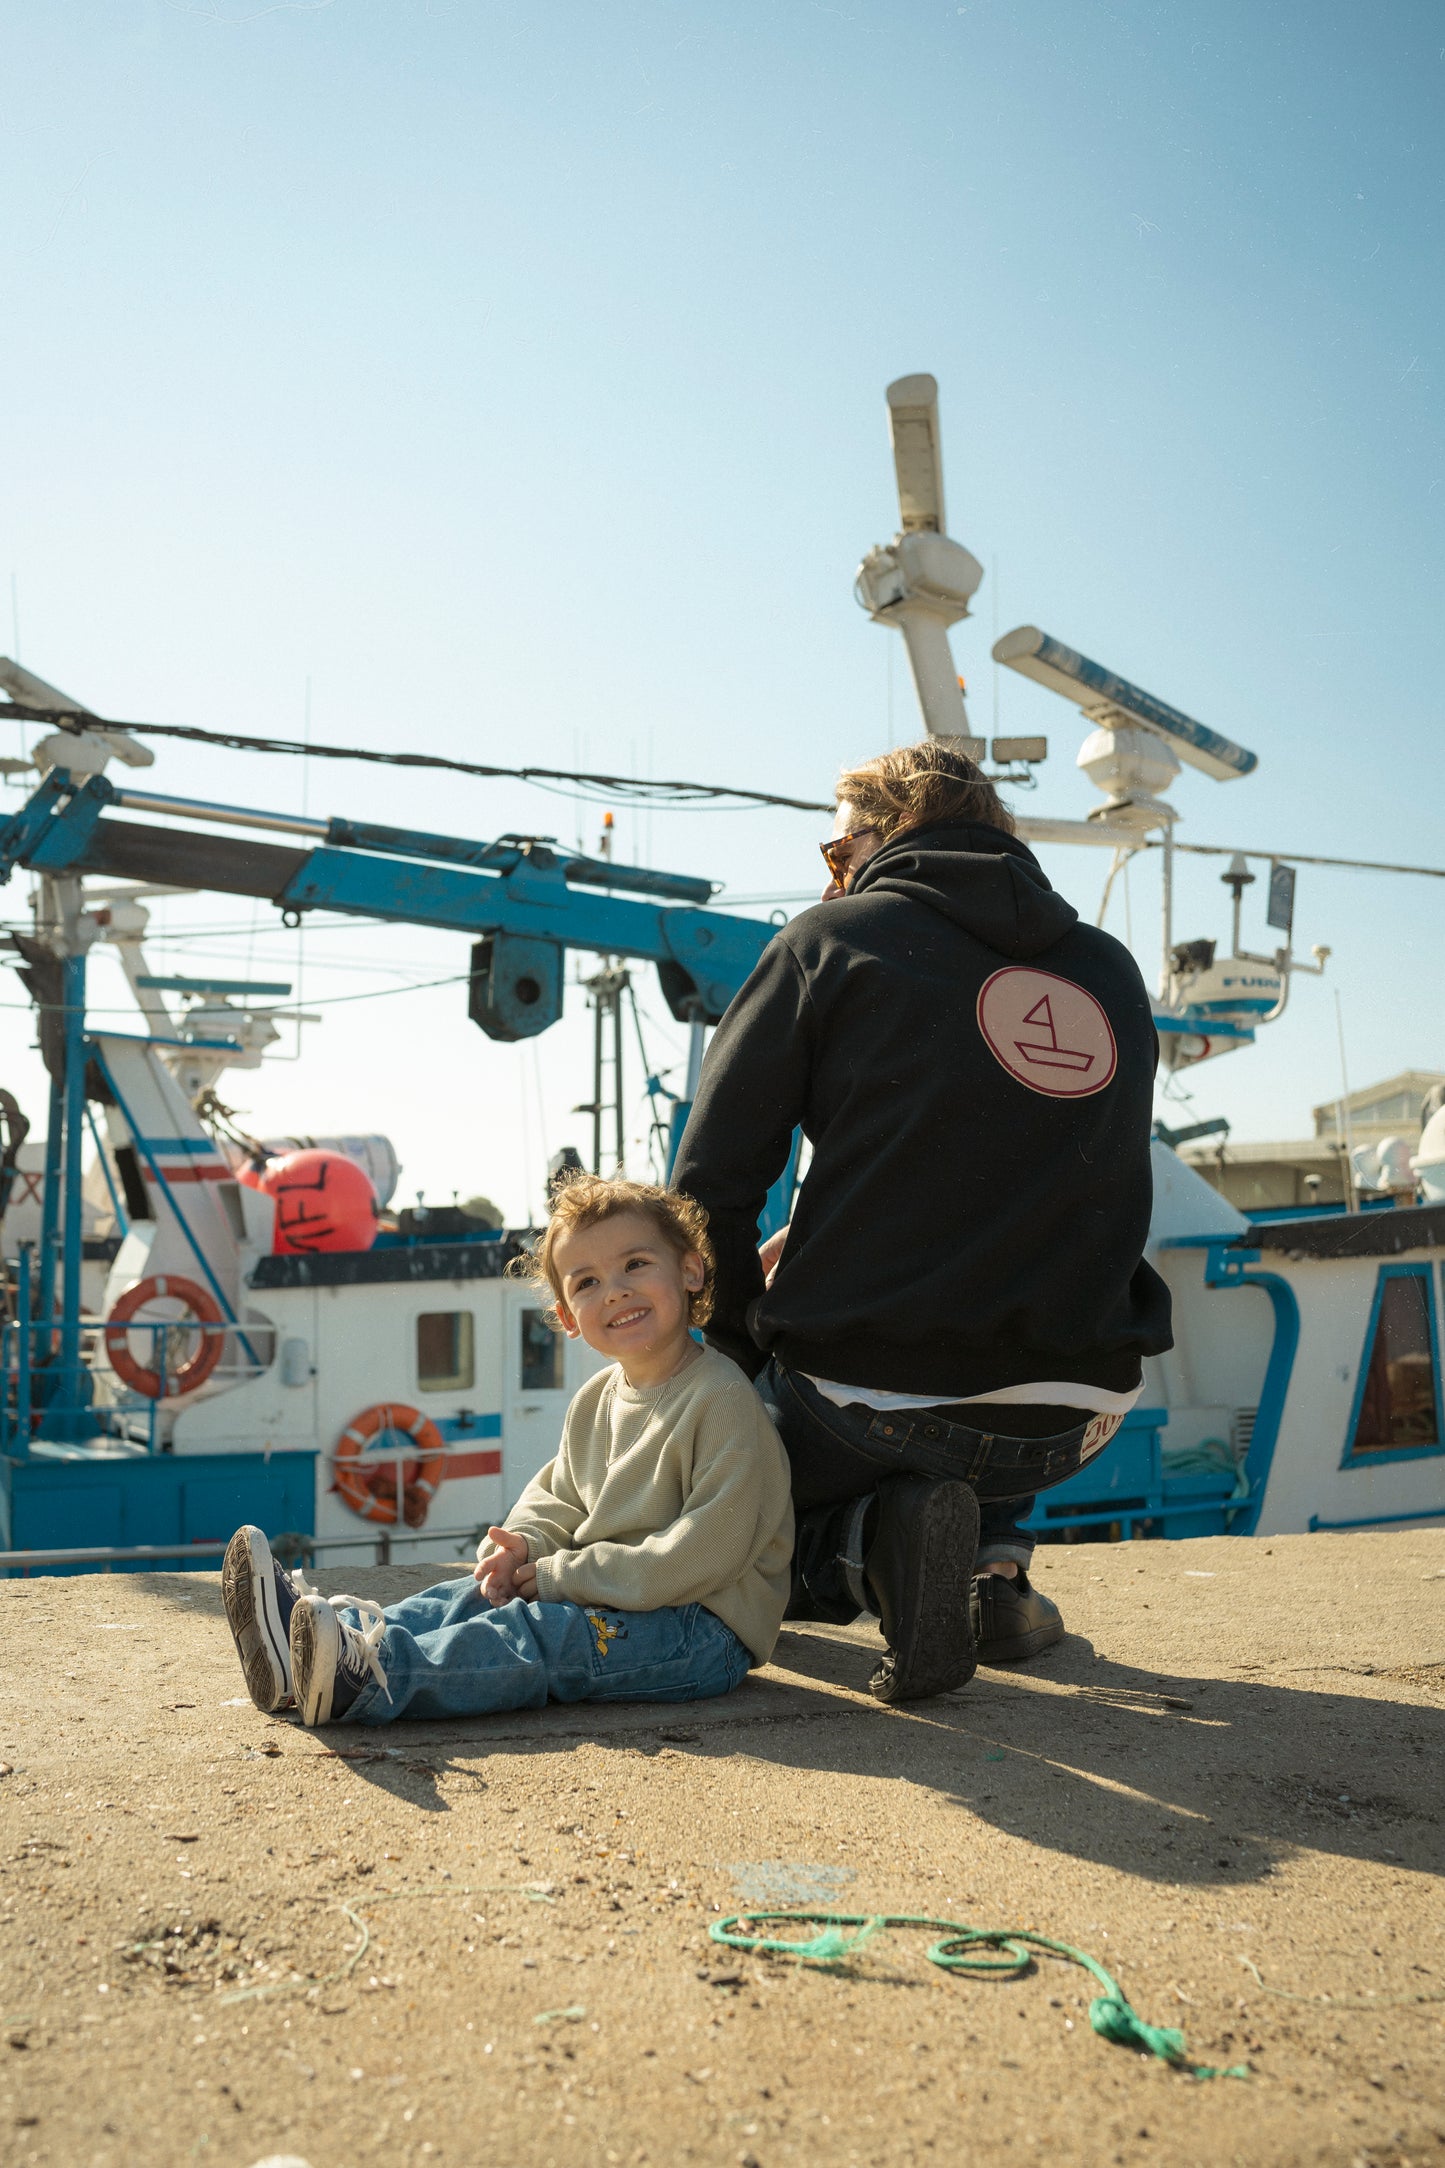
[1,1529,1443,2168]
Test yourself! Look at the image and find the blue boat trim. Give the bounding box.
[435,1413,503,1443]
[1020,1407,1242,1542]
[2,1448,319,1575]
[1308,1505,1445,1532]
[1152,1016,1253,1039]
[1338,1262,1445,1470]
[1202,1242,1301,1536]
[251,1241,525,1289]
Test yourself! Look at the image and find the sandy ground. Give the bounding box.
[1,1530,1443,2168]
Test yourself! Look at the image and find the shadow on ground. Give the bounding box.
[169,1565,1444,1892]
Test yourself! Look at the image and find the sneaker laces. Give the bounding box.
[326,1593,392,1704]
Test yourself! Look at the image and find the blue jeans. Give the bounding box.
[756,1359,1100,1619]
[342,1576,754,1725]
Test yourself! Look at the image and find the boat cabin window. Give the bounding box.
[1348,1269,1440,1456]
[520,1307,564,1392]
[416,1310,475,1394]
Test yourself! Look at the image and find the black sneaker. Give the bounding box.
[289,1590,391,1727]
[221,1525,315,1713]
[971,1567,1065,1664]
[863,1475,978,1703]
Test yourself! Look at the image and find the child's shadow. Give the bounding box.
[306,1735,488,1814]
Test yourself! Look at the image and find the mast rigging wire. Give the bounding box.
[5,699,1444,878]
[1148,838,1445,880]
[0,700,832,816]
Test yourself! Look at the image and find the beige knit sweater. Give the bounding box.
[493,1348,794,1665]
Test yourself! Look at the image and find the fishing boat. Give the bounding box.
[0,374,1439,1575]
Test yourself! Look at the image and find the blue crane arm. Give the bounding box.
[0,768,777,1023]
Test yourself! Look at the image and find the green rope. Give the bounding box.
[710,1911,1249,2081]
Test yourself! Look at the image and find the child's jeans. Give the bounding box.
[339,1576,754,1725]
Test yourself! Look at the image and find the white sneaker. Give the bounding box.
[221,1525,315,1713]
[289,1590,391,1726]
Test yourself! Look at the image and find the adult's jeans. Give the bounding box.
[755,1359,1105,1622]
[342,1576,753,1725]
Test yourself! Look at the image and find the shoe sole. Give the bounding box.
[870,1481,978,1704]
[221,1526,289,1713]
[291,1595,341,1727]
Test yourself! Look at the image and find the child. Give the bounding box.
[221,1175,794,1728]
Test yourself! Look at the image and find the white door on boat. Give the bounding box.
[500,1284,575,1505]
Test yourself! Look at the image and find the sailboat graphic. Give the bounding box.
[1013,995,1096,1075]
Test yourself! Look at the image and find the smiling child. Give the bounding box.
[220,1175,793,1727]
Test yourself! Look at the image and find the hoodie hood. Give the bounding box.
[847,818,1078,960]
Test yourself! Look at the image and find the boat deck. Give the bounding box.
[2,1530,1443,2167]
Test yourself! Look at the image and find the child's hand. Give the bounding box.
[475,1526,533,1606]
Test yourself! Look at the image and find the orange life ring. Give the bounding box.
[104,1274,226,1399]
[333,1402,447,1528]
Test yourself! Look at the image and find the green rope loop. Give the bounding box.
[711,1911,1249,2082]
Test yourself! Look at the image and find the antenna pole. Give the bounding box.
[1158,822,1175,997]
[591,981,604,1175]
[855,374,984,740]
[898,614,972,738]
[613,981,625,1176]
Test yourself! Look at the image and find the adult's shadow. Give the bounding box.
[753,1622,1442,1890]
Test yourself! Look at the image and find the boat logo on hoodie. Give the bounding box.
[976,967,1118,1099]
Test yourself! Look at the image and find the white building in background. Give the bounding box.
[1180,1070,1445,1212]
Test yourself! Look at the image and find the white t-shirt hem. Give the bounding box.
[802,1374,1144,1419]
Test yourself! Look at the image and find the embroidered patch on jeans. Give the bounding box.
[976,967,1118,1099]
[586,1609,627,1659]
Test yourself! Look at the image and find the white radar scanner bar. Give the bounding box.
[992,625,1257,783]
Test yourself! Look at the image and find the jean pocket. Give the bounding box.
[581,1601,697,1682]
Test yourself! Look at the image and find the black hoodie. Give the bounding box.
[672,819,1172,1398]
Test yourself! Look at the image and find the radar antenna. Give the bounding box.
[853,375,984,741]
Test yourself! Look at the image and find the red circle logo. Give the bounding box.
[976,967,1118,1098]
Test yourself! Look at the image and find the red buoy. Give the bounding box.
[257,1148,378,1255]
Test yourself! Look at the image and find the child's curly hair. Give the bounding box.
[510,1172,716,1330]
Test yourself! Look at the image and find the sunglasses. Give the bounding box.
[819,826,878,887]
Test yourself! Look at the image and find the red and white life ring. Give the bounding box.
[104,1275,226,1399]
[333,1402,447,1528]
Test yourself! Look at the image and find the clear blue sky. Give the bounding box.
[3,1,1442,1216]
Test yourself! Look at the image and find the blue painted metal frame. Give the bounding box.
[1337,1261,1445,1470]
[0,768,777,1049]
[1018,1405,1245,1540]
[664,1100,800,1242]
[36,1070,63,1349]
[0,769,111,873]
[1202,1241,1302,1536]
[1308,1504,1445,1532]
[0,769,796,1395]
[90,1045,263,1371]
[276,846,771,1020]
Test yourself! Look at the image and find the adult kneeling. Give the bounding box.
[673,738,1172,1702]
